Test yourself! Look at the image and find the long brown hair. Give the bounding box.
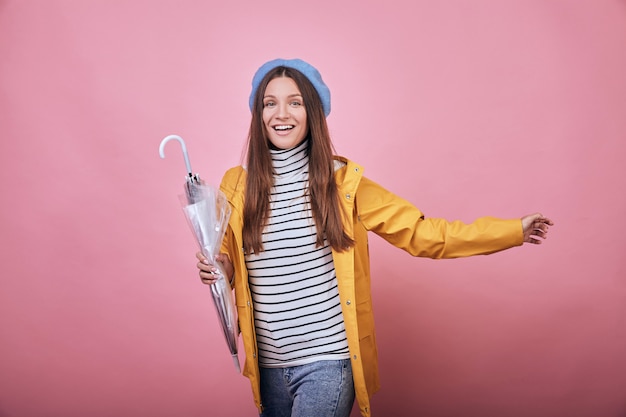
[242,66,354,254]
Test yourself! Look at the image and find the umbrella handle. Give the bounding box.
[159,134,193,175]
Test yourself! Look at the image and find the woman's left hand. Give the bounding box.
[521,213,554,244]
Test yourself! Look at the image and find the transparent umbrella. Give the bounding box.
[159,134,240,373]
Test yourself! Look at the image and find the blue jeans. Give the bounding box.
[259,359,355,417]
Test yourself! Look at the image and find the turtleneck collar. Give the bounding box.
[270,139,309,177]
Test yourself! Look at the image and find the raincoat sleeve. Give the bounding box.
[219,166,247,282]
[219,226,236,283]
[355,176,524,258]
[220,229,234,255]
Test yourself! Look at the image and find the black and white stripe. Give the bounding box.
[245,140,349,367]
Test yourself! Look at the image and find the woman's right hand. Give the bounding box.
[196,252,234,285]
[520,213,554,244]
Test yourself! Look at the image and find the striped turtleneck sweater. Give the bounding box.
[244,140,350,368]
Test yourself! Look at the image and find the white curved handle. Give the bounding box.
[159,134,193,174]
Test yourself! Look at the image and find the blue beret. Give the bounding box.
[249,58,331,117]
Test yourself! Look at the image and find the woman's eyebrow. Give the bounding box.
[264,93,303,99]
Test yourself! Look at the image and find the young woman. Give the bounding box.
[195,58,553,417]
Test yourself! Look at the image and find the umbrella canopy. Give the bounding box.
[159,134,240,373]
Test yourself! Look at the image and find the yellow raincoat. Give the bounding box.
[219,157,523,417]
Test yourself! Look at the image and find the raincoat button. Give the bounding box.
[345,193,351,200]
[355,167,359,172]
[353,355,357,360]
[346,300,351,305]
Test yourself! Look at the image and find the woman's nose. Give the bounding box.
[277,103,289,118]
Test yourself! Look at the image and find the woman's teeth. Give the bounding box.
[274,125,294,131]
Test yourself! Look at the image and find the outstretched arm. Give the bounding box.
[521,213,554,244]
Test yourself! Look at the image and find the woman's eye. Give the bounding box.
[290,101,302,107]
[264,101,275,108]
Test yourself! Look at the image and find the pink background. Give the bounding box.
[1,1,625,416]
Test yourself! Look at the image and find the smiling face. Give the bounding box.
[262,76,308,150]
